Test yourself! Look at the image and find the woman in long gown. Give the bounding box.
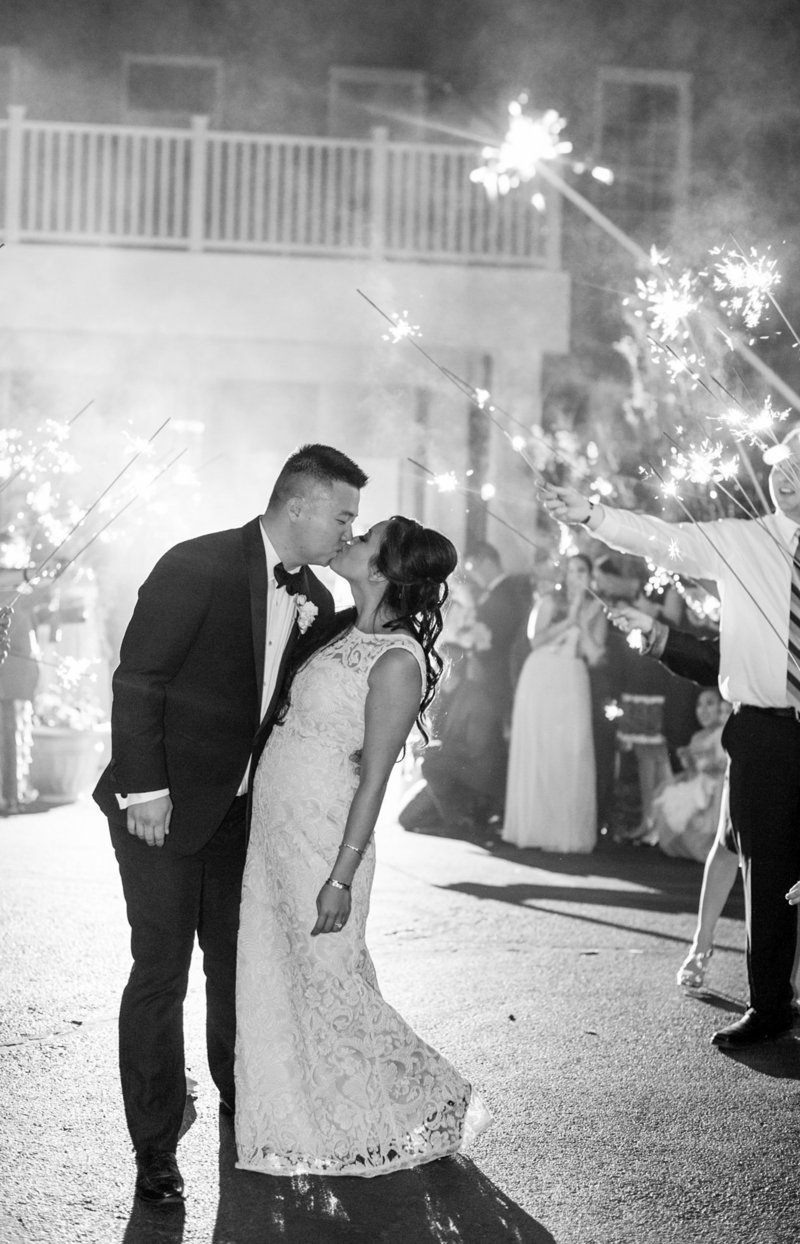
[235,516,491,1177]
[502,553,607,852]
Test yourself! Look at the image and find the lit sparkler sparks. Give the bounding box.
[408,458,548,554]
[431,471,459,493]
[717,395,790,449]
[711,245,781,331]
[10,417,171,605]
[632,266,702,345]
[382,311,421,345]
[470,95,613,208]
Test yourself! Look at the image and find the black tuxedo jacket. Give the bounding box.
[93,517,334,854]
[659,628,720,688]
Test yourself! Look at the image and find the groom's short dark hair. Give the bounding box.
[270,444,368,504]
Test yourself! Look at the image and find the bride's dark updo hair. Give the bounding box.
[374,516,458,741]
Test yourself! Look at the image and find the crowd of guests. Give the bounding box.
[399,538,719,861]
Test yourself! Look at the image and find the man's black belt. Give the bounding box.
[739,703,800,723]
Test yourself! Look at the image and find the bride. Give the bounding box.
[234,515,491,1177]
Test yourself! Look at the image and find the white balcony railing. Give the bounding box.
[0,107,561,268]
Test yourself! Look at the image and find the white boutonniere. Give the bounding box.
[295,595,318,634]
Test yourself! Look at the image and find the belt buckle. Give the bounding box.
[794,707,800,725]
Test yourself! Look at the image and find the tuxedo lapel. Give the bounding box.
[242,518,268,696]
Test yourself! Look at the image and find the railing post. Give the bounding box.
[188,114,209,252]
[369,126,388,261]
[4,105,26,245]
[544,183,562,271]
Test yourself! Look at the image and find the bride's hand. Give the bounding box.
[312,881,352,935]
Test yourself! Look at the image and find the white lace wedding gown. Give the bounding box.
[235,625,490,1177]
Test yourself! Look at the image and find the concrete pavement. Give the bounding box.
[1,789,799,1244]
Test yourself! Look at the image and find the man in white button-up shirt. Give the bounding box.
[542,427,800,1050]
[93,444,366,1203]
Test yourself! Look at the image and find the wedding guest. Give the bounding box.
[438,569,477,656]
[607,603,793,1000]
[502,553,606,853]
[235,516,490,1174]
[465,541,533,730]
[0,567,41,815]
[544,425,800,1047]
[93,444,367,1204]
[397,646,505,835]
[585,556,623,833]
[649,688,729,860]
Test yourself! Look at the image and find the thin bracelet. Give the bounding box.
[341,842,364,858]
[325,877,351,891]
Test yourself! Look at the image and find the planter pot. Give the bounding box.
[30,724,110,805]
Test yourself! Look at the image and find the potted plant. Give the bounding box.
[30,656,110,804]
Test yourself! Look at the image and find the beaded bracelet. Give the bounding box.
[325,877,351,891]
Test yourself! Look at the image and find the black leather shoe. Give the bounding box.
[135,1150,184,1203]
[711,1008,794,1048]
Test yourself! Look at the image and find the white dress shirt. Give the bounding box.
[119,521,299,807]
[591,504,799,708]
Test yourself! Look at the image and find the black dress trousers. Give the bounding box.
[110,795,248,1154]
[723,707,800,1022]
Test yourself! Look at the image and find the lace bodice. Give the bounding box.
[277,625,426,755]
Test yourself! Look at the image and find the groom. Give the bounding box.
[94,443,367,1204]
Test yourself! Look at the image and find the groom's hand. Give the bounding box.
[127,794,173,848]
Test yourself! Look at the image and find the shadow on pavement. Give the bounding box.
[437,885,742,951]
[413,824,744,916]
[719,1035,800,1079]
[123,1199,186,1243]
[209,1119,555,1243]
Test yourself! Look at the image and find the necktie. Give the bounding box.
[274,562,304,596]
[788,532,800,709]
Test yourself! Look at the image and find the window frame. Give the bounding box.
[328,66,427,139]
[121,53,224,127]
[595,67,692,233]
[0,45,21,109]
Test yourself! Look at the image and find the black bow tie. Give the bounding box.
[274,562,304,596]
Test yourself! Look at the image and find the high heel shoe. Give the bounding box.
[677,947,713,990]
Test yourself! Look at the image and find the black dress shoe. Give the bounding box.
[135,1150,184,1203]
[711,1008,794,1048]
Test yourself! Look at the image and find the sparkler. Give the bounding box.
[472,97,800,418]
[8,417,171,608]
[410,456,610,612]
[382,311,421,344]
[47,448,189,583]
[712,244,781,333]
[357,289,583,487]
[470,95,613,208]
[0,446,189,670]
[0,401,92,499]
[407,457,547,553]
